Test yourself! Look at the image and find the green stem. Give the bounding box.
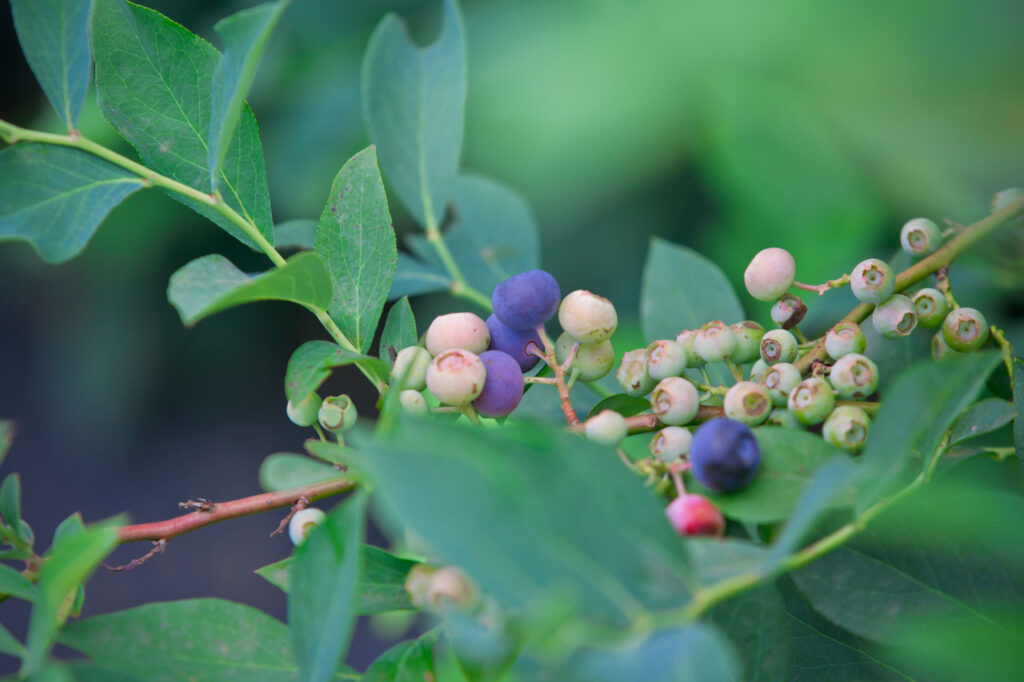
[423,211,492,311]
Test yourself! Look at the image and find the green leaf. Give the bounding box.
[389,253,452,299]
[289,494,366,682]
[0,563,36,602]
[364,631,437,682]
[362,0,465,226]
[0,474,22,540]
[10,0,92,129]
[0,144,144,263]
[274,219,316,250]
[315,146,396,352]
[284,340,388,405]
[949,397,1014,445]
[857,352,1001,512]
[586,394,651,419]
[691,428,852,524]
[257,545,417,614]
[62,598,354,681]
[167,252,331,327]
[304,440,362,468]
[709,586,789,682]
[23,521,119,677]
[641,238,743,385]
[688,537,770,587]
[0,420,13,469]
[208,1,290,191]
[258,453,344,492]
[0,621,24,658]
[52,512,85,546]
[1013,357,1024,478]
[887,615,1024,682]
[361,418,694,627]
[91,0,273,248]
[379,297,418,370]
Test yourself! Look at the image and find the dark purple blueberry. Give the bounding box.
[491,270,560,330]
[472,350,524,418]
[486,314,542,371]
[689,418,760,492]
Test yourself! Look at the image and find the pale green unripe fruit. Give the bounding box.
[318,394,358,432]
[788,377,835,425]
[850,258,895,304]
[426,566,476,609]
[650,377,699,426]
[941,307,989,352]
[399,390,429,416]
[723,381,771,426]
[555,333,615,381]
[649,426,692,462]
[750,358,769,380]
[424,312,490,356]
[729,321,765,364]
[558,290,618,343]
[899,218,942,257]
[825,322,866,360]
[695,321,737,364]
[286,392,322,427]
[829,353,879,400]
[931,331,962,363]
[771,294,807,329]
[872,294,917,339]
[426,349,486,406]
[675,329,705,368]
[646,339,687,380]
[760,329,797,365]
[911,288,948,329]
[585,409,628,447]
[768,407,801,429]
[390,346,432,390]
[617,348,656,397]
[759,362,801,406]
[823,406,871,453]
[744,247,796,301]
[288,507,327,546]
[991,187,1024,214]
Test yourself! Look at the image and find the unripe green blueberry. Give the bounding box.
[555,332,615,382]
[911,288,949,329]
[899,218,942,257]
[729,321,766,364]
[760,329,797,365]
[850,258,895,304]
[825,322,866,360]
[286,392,322,427]
[931,331,962,363]
[585,409,628,447]
[723,381,771,426]
[744,247,796,301]
[991,187,1024,213]
[770,294,807,330]
[426,566,476,609]
[650,377,699,426]
[823,405,871,453]
[750,358,769,379]
[426,349,486,406]
[390,346,432,390]
[646,339,687,380]
[399,389,429,416]
[872,294,917,339]
[941,307,989,352]
[767,407,801,429]
[758,362,802,406]
[424,312,490,356]
[695,321,738,364]
[558,290,617,343]
[649,426,692,462]
[675,329,705,368]
[318,394,358,432]
[616,348,656,397]
[829,353,879,400]
[288,507,327,546]
[787,377,835,425]
[404,564,436,608]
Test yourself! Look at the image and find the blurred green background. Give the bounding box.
[1,0,1023,671]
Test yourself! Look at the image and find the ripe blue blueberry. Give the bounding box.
[472,350,525,418]
[665,494,724,537]
[689,418,761,492]
[770,294,807,330]
[911,288,948,329]
[850,258,895,304]
[941,307,989,352]
[486,314,542,371]
[491,269,561,330]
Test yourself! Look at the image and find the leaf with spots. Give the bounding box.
[315,147,396,353]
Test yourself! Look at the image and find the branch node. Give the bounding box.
[271,496,310,537]
[178,498,217,512]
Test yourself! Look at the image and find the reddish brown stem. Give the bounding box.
[535,326,580,426]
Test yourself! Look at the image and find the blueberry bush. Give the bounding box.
[2,0,1024,680]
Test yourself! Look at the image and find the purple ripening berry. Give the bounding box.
[486,314,542,371]
[689,418,761,492]
[472,350,525,418]
[491,269,561,330]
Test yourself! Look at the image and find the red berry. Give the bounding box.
[665,494,725,537]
